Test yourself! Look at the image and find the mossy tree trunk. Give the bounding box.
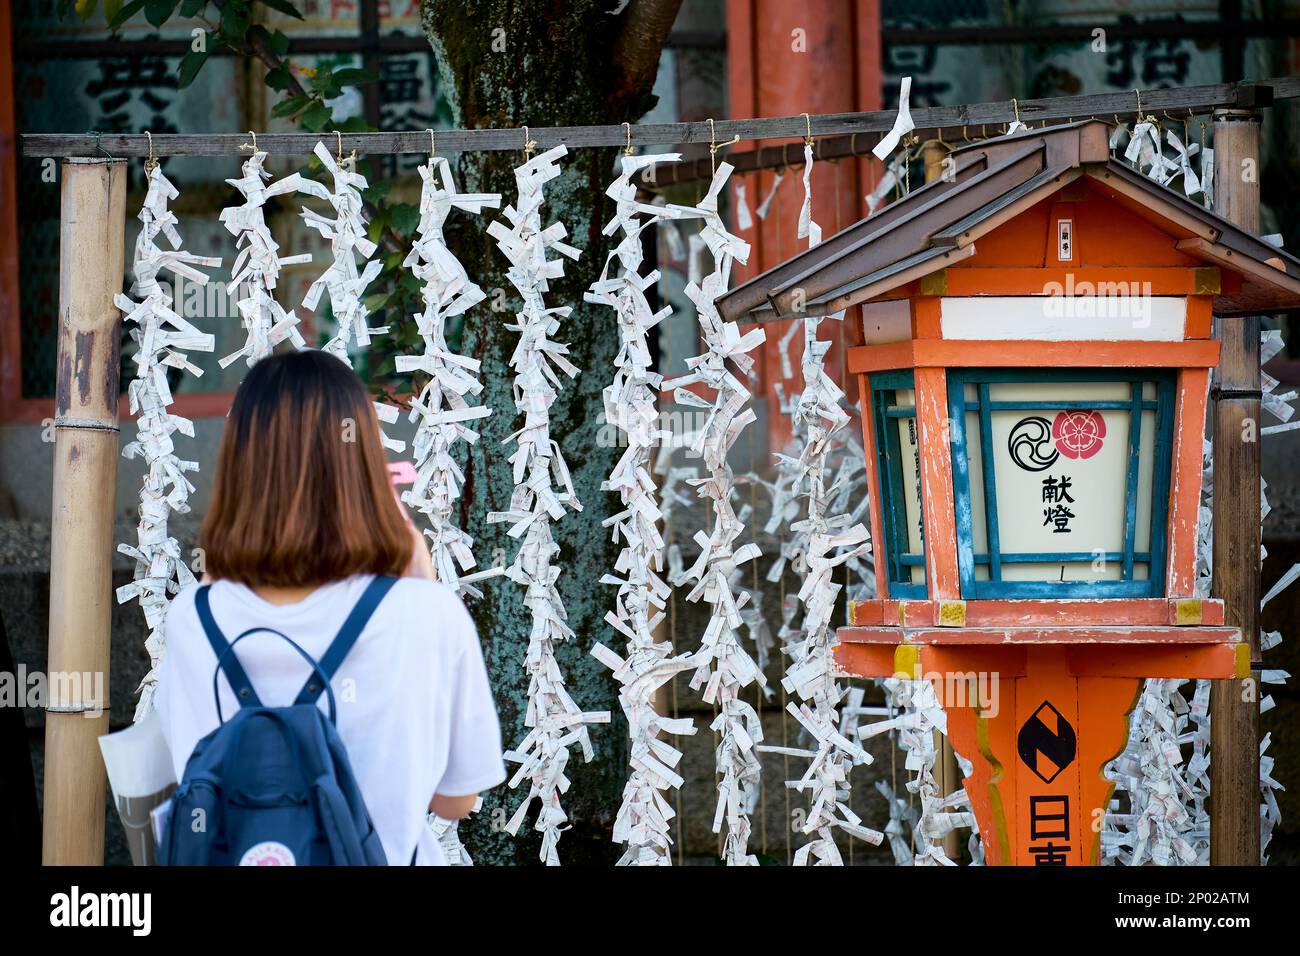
[421,0,681,864]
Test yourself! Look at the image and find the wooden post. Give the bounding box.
[1209,107,1262,866]
[42,157,126,865]
[919,146,963,862]
[923,141,947,185]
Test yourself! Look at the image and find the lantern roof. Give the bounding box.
[717,120,1300,322]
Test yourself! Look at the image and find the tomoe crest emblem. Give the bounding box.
[1007,416,1059,472]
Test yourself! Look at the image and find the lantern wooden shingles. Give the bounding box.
[717,120,1300,865]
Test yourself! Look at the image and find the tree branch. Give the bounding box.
[242,28,307,100]
[609,0,684,109]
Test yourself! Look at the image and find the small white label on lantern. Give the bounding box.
[939,297,1186,342]
[1056,219,1073,262]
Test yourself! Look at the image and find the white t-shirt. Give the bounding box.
[153,574,506,866]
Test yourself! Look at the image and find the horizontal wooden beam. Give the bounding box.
[20,79,1299,162]
[883,20,1300,46]
[833,635,1246,680]
[837,625,1241,645]
[847,339,1221,373]
[646,79,1295,187]
[847,596,1226,627]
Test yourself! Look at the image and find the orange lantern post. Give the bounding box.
[717,120,1300,865]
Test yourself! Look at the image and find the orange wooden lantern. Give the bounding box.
[717,121,1300,865]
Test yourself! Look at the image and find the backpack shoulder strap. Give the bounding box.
[195,584,263,709]
[294,576,399,706]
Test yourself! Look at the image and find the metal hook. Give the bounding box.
[86,130,113,160]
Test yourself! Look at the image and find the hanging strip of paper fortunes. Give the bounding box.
[661,161,768,865]
[487,144,610,865]
[396,154,506,865]
[584,152,699,865]
[859,678,974,864]
[1104,326,1294,865]
[1102,679,1209,865]
[762,145,824,600]
[295,142,408,454]
[758,316,883,864]
[1113,121,1207,199]
[872,76,914,162]
[218,149,311,367]
[114,163,221,719]
[397,154,504,597]
[751,147,883,862]
[298,142,389,366]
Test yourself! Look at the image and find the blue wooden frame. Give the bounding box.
[870,370,927,599]
[946,368,1176,600]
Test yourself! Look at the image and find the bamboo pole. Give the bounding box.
[42,157,126,866]
[1209,109,1262,867]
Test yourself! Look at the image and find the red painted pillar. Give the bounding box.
[727,0,882,450]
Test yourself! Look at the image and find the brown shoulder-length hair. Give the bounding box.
[200,349,412,587]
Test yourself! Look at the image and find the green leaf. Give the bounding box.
[297,100,331,131]
[270,94,311,118]
[361,181,391,204]
[309,67,342,100]
[109,0,147,29]
[144,0,179,27]
[332,68,378,88]
[177,47,209,87]
[268,29,291,55]
[335,115,370,133]
[264,66,293,91]
[387,203,420,237]
[179,0,205,15]
[219,0,250,39]
[259,0,305,19]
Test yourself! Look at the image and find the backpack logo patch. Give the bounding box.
[239,842,297,866]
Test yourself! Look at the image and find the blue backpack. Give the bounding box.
[158,576,398,866]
